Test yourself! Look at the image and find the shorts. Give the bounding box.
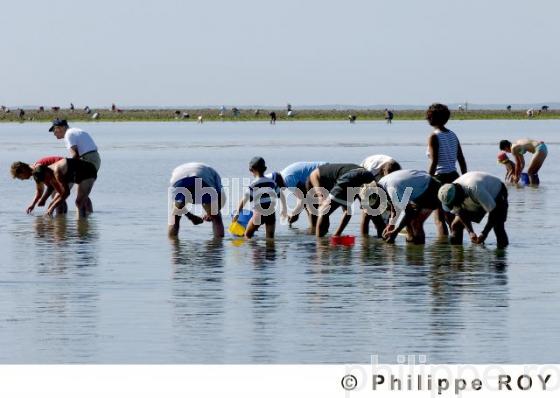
[412,178,441,210]
[81,151,101,172]
[172,176,221,205]
[535,142,548,156]
[252,211,276,225]
[434,171,459,185]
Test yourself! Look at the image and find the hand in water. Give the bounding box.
[287,213,299,226]
[26,205,35,214]
[382,225,395,240]
[190,215,204,225]
[469,231,479,243]
[474,233,487,244]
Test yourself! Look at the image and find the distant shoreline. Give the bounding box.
[2,108,560,123]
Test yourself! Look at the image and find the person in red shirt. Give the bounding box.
[10,156,67,214]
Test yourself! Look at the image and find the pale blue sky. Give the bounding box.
[1,0,558,107]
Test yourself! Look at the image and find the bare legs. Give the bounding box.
[527,150,547,185]
[75,178,95,218]
[168,202,225,238]
[245,213,275,239]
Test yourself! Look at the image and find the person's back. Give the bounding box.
[360,154,397,180]
[170,162,222,191]
[64,127,97,156]
[453,172,503,213]
[378,169,431,202]
[281,161,326,189]
[34,156,64,167]
[434,129,460,174]
[249,175,279,209]
[317,163,360,191]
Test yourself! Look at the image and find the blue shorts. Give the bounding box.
[172,177,220,205]
[535,142,548,156]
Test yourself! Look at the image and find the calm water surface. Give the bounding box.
[0,120,558,363]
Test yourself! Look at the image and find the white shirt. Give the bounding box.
[360,154,394,178]
[378,170,431,202]
[170,162,223,191]
[445,172,504,214]
[64,128,98,156]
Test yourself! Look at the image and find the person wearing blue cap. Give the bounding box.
[168,163,226,238]
[234,157,280,239]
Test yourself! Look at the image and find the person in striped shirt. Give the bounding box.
[426,103,467,237]
[234,157,281,239]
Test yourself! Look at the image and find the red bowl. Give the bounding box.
[330,235,356,246]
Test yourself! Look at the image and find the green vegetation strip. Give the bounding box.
[2,109,559,123]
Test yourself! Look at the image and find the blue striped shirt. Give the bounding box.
[434,130,459,174]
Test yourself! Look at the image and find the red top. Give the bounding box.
[34,156,64,167]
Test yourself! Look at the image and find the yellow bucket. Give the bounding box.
[228,221,246,237]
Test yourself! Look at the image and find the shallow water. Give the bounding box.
[0,120,558,363]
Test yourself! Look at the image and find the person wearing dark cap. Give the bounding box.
[234,157,280,239]
[438,172,509,249]
[49,119,101,172]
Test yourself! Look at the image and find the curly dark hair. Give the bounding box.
[426,103,451,127]
[499,140,512,151]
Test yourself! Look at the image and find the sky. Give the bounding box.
[1,0,558,107]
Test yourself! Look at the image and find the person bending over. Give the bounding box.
[438,171,509,249]
[499,138,547,185]
[168,162,226,238]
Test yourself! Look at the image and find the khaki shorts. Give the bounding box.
[81,151,101,171]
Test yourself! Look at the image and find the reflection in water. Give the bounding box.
[169,237,226,362]
[0,121,557,363]
[2,215,101,362]
[425,244,509,362]
[32,216,99,272]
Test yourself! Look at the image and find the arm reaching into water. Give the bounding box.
[27,182,45,214]
[456,209,478,243]
[512,148,525,181]
[47,169,69,216]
